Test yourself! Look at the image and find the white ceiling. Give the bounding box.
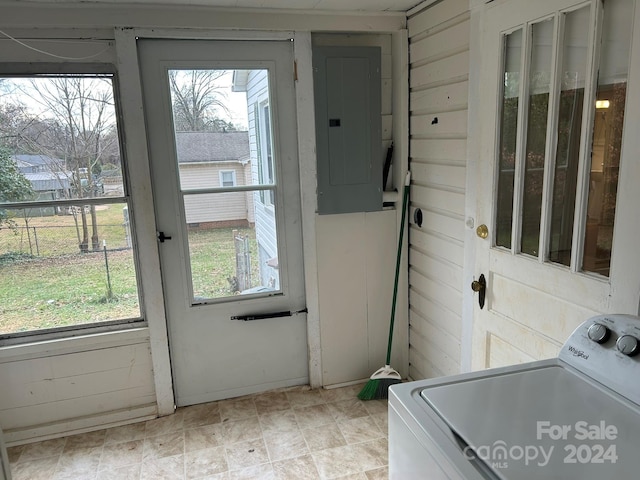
[7,0,423,12]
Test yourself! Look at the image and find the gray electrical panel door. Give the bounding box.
[313,46,382,215]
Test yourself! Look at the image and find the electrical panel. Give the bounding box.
[313,46,382,215]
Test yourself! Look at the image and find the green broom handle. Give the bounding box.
[386,172,411,365]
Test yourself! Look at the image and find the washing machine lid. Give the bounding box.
[421,364,640,479]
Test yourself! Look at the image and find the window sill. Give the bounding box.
[0,323,149,362]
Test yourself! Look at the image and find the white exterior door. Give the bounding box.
[470,0,640,369]
[138,39,307,406]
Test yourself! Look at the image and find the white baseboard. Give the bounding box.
[5,403,158,446]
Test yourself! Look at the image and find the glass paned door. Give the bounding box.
[138,39,307,406]
[471,0,640,371]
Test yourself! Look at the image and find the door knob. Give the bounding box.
[471,274,486,309]
[476,224,489,239]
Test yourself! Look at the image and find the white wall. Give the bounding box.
[406,0,470,380]
[245,70,278,263]
[0,330,157,445]
[312,33,409,385]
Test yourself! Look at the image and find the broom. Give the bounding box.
[358,171,411,400]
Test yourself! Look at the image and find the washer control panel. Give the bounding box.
[587,322,611,344]
[616,334,640,356]
[560,314,640,405]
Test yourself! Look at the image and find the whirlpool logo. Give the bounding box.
[567,345,589,360]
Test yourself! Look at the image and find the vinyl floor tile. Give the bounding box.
[7,384,389,480]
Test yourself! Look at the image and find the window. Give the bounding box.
[257,102,275,206]
[0,73,142,340]
[219,170,236,187]
[494,0,632,277]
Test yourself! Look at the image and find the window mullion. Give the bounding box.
[570,0,604,272]
[511,23,533,255]
[539,14,564,264]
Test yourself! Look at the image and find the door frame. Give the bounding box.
[118,26,410,396]
[464,0,640,372]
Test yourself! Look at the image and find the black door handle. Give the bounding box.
[471,274,486,309]
[157,231,172,243]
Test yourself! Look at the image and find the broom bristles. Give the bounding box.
[357,377,401,400]
[358,364,402,400]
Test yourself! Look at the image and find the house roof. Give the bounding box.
[175,131,250,164]
[24,171,71,191]
[13,154,63,168]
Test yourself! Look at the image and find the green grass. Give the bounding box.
[1,204,130,256]
[0,205,259,334]
[0,250,140,333]
[189,227,260,299]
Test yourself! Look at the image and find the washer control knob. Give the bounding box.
[616,335,640,356]
[587,323,611,344]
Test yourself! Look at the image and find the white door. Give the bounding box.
[471,0,640,369]
[138,39,308,406]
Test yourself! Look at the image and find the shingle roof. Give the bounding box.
[175,131,250,164]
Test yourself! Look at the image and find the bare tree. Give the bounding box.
[4,76,119,252]
[169,70,232,131]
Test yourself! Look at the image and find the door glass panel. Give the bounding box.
[496,29,523,249]
[168,69,280,302]
[521,18,553,256]
[548,6,589,266]
[582,0,632,276]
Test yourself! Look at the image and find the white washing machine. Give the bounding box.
[0,426,10,480]
[389,314,640,479]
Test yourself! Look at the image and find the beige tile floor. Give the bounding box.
[7,383,389,480]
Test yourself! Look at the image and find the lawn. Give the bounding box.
[0,204,258,335]
[188,227,260,300]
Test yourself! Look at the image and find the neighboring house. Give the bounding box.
[14,154,71,196]
[14,153,61,174]
[232,69,280,289]
[175,131,254,227]
[13,154,72,215]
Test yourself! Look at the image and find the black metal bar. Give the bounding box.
[231,308,308,321]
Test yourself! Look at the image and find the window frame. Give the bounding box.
[218,169,237,187]
[0,63,146,346]
[258,100,275,207]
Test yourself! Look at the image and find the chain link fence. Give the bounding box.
[0,222,131,259]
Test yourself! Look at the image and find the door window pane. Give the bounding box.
[582,0,632,276]
[0,75,141,337]
[548,6,589,266]
[521,18,553,256]
[496,29,523,249]
[168,69,280,302]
